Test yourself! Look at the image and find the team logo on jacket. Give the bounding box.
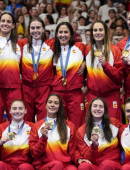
[113,101,117,108]
[16,48,18,51]
[73,50,76,53]
[43,48,46,51]
[26,131,30,134]
[80,103,84,110]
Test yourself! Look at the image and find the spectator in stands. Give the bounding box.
[112,25,125,45]
[0,99,34,170]
[16,14,25,35]
[28,0,38,13]
[105,9,116,29]
[57,5,69,24]
[17,33,24,40]
[109,17,129,41]
[21,6,30,36]
[45,30,50,39]
[98,0,117,21]
[31,7,38,19]
[117,2,127,23]
[0,0,5,13]
[6,0,22,16]
[86,10,97,26]
[119,97,130,169]
[76,97,122,170]
[52,22,86,129]
[39,3,58,24]
[29,93,78,170]
[71,21,82,42]
[36,2,45,15]
[78,16,86,26]
[85,29,91,45]
[0,12,22,123]
[44,15,57,38]
[85,20,124,121]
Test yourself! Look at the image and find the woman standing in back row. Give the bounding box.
[0,12,22,123]
[85,20,124,121]
[19,17,54,122]
[52,22,86,129]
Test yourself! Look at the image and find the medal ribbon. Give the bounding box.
[32,42,43,73]
[60,47,71,78]
[125,35,130,50]
[8,120,25,135]
[1,37,11,52]
[45,117,57,130]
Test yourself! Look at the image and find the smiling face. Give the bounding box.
[127,13,130,30]
[125,103,130,122]
[10,101,27,122]
[30,20,44,40]
[0,14,15,37]
[93,22,105,43]
[57,25,71,46]
[46,96,60,118]
[91,99,105,122]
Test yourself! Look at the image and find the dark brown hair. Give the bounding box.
[46,93,67,144]
[90,20,110,67]
[27,17,46,53]
[85,97,113,142]
[0,12,17,53]
[10,99,26,109]
[54,22,75,63]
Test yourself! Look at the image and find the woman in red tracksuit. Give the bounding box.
[118,12,130,103]
[119,97,130,170]
[0,12,22,122]
[19,17,54,122]
[85,20,124,121]
[0,99,34,170]
[76,97,122,170]
[52,22,86,129]
[29,93,79,170]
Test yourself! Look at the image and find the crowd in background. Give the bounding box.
[0,0,129,45]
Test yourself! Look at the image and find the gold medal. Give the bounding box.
[0,48,2,54]
[122,50,129,58]
[62,78,67,86]
[7,132,15,140]
[94,50,102,57]
[45,120,53,130]
[32,72,38,80]
[92,126,101,134]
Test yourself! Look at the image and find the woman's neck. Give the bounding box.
[0,32,11,39]
[95,41,103,50]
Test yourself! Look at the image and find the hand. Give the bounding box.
[91,132,99,147]
[78,158,92,164]
[78,61,86,75]
[98,55,106,65]
[40,125,49,138]
[0,135,10,145]
[121,56,130,65]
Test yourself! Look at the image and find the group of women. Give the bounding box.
[0,9,130,170]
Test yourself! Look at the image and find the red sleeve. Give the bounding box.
[45,38,55,52]
[75,42,86,59]
[76,124,98,164]
[66,121,80,166]
[84,44,91,57]
[102,44,124,84]
[29,121,48,159]
[118,124,127,152]
[118,37,128,52]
